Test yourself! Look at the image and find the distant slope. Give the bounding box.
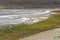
[0,0,60,8]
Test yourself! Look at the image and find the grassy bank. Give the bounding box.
[0,12,60,40]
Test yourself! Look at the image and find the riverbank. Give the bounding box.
[0,11,60,40]
[19,28,60,40]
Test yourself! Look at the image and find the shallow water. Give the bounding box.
[0,9,51,25]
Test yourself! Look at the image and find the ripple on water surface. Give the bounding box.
[0,9,51,25]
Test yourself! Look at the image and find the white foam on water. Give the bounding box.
[0,9,51,25]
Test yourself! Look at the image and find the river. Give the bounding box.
[0,9,54,25]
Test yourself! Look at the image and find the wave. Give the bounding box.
[0,9,51,25]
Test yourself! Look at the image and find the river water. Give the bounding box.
[0,9,53,25]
